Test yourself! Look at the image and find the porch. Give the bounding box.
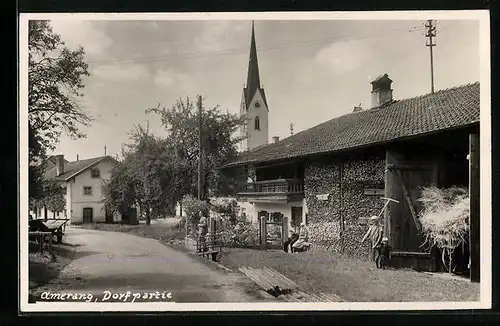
[237,179,304,203]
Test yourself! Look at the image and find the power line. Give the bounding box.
[87,25,425,66]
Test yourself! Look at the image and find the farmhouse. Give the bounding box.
[32,155,134,224]
[220,75,480,278]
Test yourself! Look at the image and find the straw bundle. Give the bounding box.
[418,186,470,252]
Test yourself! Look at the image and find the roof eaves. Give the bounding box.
[221,121,480,169]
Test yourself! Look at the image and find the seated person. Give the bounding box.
[283,231,299,253]
[292,222,310,252]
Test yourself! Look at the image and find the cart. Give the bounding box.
[29,218,70,243]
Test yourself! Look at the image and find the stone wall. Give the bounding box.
[304,153,386,260]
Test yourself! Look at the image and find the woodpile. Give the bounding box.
[304,155,386,260]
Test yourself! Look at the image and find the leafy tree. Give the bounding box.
[102,124,191,225]
[28,20,92,200]
[147,97,247,199]
[31,180,66,218]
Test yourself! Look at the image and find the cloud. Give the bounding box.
[153,68,196,91]
[193,20,248,52]
[91,64,150,81]
[316,39,368,74]
[49,20,112,55]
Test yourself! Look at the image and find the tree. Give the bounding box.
[147,97,247,199]
[102,124,191,225]
[28,20,92,199]
[31,179,66,218]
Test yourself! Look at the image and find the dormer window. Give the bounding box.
[254,116,260,130]
[91,168,100,178]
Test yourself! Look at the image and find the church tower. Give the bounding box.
[239,21,269,152]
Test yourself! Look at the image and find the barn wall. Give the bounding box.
[304,152,386,259]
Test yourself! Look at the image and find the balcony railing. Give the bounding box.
[239,179,304,194]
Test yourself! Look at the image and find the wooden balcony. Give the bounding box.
[237,179,305,203]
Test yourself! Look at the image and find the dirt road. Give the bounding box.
[32,227,271,303]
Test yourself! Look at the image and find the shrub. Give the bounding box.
[181,195,209,237]
[210,197,239,225]
[219,215,259,248]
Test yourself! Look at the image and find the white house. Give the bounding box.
[32,154,123,224]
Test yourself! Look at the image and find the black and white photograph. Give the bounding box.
[19,11,491,312]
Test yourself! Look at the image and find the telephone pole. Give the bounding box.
[425,19,437,94]
[197,95,203,200]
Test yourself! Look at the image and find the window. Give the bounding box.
[83,186,92,196]
[254,116,260,130]
[91,168,100,178]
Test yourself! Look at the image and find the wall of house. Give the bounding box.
[304,152,386,260]
[69,158,122,224]
[237,199,306,238]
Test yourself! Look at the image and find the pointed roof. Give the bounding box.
[44,155,118,181]
[243,21,268,108]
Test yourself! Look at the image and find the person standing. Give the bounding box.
[360,215,384,263]
[197,210,208,252]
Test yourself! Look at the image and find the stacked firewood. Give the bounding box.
[303,156,386,259]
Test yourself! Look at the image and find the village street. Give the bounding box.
[32,227,270,303]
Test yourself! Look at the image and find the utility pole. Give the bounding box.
[290,123,294,136]
[197,95,203,200]
[425,19,437,94]
[104,145,107,156]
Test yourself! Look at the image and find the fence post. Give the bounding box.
[260,216,267,250]
[282,216,289,247]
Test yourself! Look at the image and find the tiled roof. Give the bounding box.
[222,82,480,168]
[44,156,115,181]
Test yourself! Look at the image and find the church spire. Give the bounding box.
[245,20,261,106]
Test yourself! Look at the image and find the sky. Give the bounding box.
[45,17,480,161]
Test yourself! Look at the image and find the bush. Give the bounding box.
[219,215,259,248]
[210,197,239,225]
[181,195,206,225]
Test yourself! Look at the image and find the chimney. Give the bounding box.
[272,136,280,143]
[55,154,64,176]
[370,73,393,108]
[353,104,363,113]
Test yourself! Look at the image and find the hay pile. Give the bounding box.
[418,186,470,251]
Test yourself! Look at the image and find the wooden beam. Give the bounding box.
[469,133,480,282]
[394,169,422,233]
[387,163,434,170]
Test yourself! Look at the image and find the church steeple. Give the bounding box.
[245,21,260,105]
[239,21,269,152]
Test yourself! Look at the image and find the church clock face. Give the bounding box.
[254,101,260,108]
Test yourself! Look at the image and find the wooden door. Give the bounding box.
[385,149,438,252]
[392,167,435,251]
[82,207,93,224]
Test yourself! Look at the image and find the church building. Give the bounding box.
[239,21,269,152]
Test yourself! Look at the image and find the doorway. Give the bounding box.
[105,207,114,223]
[291,206,303,233]
[82,207,93,224]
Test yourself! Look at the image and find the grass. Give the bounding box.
[218,248,480,302]
[28,243,76,303]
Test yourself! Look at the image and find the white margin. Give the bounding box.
[19,10,492,312]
